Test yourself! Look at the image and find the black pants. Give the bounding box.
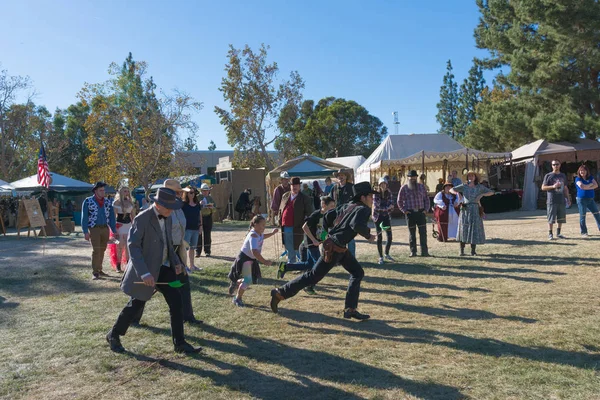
[375,214,392,257]
[131,271,194,323]
[197,215,213,255]
[407,211,428,254]
[112,265,184,344]
[278,250,364,309]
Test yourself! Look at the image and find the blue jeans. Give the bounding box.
[347,239,356,257]
[577,197,600,234]
[286,246,320,272]
[283,226,297,263]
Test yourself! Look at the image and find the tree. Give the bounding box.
[183,136,197,151]
[208,140,216,151]
[275,97,387,159]
[80,53,202,193]
[436,60,459,139]
[456,61,486,139]
[215,44,304,170]
[47,102,92,181]
[0,67,34,180]
[464,83,535,151]
[474,0,600,141]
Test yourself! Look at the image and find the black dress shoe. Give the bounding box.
[174,340,202,354]
[343,309,370,320]
[270,289,282,313]
[421,252,432,257]
[130,321,141,327]
[471,252,477,256]
[106,330,125,353]
[409,252,417,257]
[184,317,203,325]
[98,271,109,277]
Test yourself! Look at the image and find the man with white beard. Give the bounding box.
[397,170,431,257]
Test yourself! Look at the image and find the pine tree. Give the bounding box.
[456,61,485,139]
[436,60,459,139]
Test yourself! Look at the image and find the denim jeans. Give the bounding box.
[286,246,320,272]
[283,226,297,263]
[347,239,356,257]
[576,197,600,234]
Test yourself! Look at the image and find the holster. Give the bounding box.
[320,238,347,263]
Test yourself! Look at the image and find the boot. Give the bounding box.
[471,244,477,256]
[459,242,466,256]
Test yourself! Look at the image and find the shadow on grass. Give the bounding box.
[433,262,567,275]
[278,309,600,371]
[135,324,465,400]
[366,263,555,284]
[486,238,571,246]
[483,253,600,268]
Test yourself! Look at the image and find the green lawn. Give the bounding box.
[1,211,599,399]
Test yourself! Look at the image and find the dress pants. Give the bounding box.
[407,211,428,254]
[89,225,109,273]
[197,215,213,256]
[112,265,184,344]
[278,250,364,309]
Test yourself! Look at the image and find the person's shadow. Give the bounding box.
[136,323,465,400]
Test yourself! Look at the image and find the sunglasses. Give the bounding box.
[552,163,560,166]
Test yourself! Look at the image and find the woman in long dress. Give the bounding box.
[433,181,461,242]
[112,187,136,272]
[450,171,494,256]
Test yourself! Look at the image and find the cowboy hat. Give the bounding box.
[200,183,211,191]
[149,187,183,210]
[407,170,418,177]
[378,177,388,185]
[291,177,301,185]
[92,181,107,192]
[163,179,183,192]
[443,181,454,189]
[280,171,290,179]
[352,182,377,198]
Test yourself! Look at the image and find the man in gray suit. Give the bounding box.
[106,187,201,354]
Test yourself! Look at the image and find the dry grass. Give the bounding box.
[1,211,599,400]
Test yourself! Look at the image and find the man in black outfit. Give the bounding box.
[106,188,201,354]
[270,182,377,320]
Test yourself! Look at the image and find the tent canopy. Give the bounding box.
[10,173,93,192]
[326,156,366,172]
[266,154,353,194]
[357,134,510,184]
[511,138,600,164]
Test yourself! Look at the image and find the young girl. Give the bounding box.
[228,215,278,307]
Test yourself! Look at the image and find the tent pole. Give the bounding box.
[421,150,425,176]
[510,155,514,189]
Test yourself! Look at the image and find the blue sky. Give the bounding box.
[1,0,492,150]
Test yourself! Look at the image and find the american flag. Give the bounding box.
[37,145,50,188]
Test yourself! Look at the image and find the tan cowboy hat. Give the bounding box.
[163,179,183,192]
[466,170,480,180]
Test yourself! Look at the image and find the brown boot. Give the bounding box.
[270,289,284,313]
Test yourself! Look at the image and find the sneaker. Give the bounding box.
[228,281,237,296]
[98,271,109,277]
[378,257,384,265]
[343,309,370,320]
[409,252,417,257]
[581,232,589,237]
[303,286,317,295]
[92,273,100,280]
[191,266,203,272]
[557,234,566,239]
[384,254,395,262]
[195,253,201,258]
[277,262,287,279]
[232,297,245,307]
[548,234,554,241]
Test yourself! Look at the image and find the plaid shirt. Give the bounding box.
[372,189,394,221]
[396,184,430,213]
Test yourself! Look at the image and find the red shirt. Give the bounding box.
[95,195,105,208]
[281,196,296,227]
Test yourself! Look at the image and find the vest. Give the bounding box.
[86,196,112,228]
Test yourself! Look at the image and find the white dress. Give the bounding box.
[434,192,461,240]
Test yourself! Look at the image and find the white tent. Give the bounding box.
[357,134,509,190]
[10,173,94,192]
[512,139,600,210]
[0,179,12,195]
[326,155,366,181]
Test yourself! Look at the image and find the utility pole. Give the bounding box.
[392,111,399,135]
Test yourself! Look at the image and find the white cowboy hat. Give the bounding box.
[280,171,290,179]
[200,183,211,191]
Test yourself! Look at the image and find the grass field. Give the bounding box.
[1,211,599,400]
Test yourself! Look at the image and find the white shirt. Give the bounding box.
[240,229,264,259]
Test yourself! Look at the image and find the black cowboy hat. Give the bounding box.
[149,187,183,210]
[291,177,301,185]
[407,170,418,178]
[352,182,377,198]
[92,181,107,192]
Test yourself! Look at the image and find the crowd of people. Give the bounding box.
[90,160,599,355]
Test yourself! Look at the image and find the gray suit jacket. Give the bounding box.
[121,206,181,301]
